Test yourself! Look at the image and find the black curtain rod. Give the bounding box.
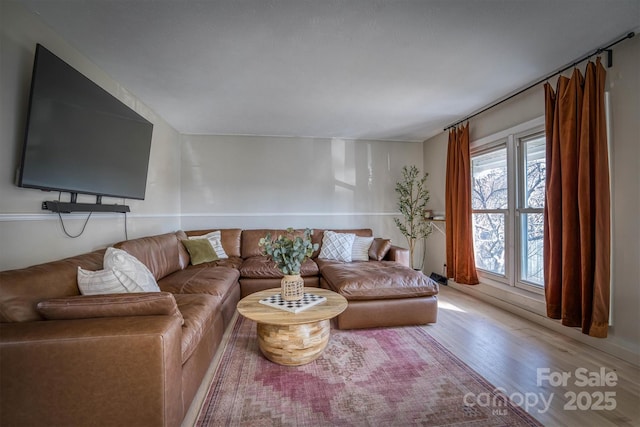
[443,31,636,132]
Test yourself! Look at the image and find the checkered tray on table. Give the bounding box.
[259,293,327,313]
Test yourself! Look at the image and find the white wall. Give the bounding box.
[1,2,425,271]
[0,2,182,270]
[423,36,640,363]
[181,134,423,248]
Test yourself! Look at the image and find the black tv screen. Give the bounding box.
[18,44,153,200]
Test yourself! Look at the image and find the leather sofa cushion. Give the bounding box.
[36,292,183,324]
[0,249,105,323]
[239,277,320,297]
[158,266,240,298]
[332,295,438,329]
[186,256,243,270]
[115,231,189,281]
[242,229,301,258]
[174,294,221,363]
[240,256,319,279]
[319,260,439,300]
[185,229,242,258]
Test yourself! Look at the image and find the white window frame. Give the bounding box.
[470,117,545,295]
[514,130,546,293]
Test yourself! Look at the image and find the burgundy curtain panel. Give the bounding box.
[544,58,611,338]
[445,123,479,285]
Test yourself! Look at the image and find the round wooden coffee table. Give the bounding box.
[236,287,347,366]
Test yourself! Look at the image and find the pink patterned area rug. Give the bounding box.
[196,316,542,426]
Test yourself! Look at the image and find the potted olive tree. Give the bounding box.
[259,228,319,301]
[394,165,433,270]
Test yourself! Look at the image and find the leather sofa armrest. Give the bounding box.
[0,316,183,426]
[36,292,184,324]
[385,245,410,267]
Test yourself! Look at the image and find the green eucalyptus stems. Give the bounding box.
[394,165,433,269]
[259,228,319,275]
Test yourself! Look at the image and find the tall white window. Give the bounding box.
[471,120,545,293]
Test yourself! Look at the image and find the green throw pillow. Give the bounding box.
[181,239,219,265]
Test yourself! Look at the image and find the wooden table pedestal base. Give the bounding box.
[257,319,330,366]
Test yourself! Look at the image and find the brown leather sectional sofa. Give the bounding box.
[0,227,438,426]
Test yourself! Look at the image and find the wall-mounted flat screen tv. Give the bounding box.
[17,44,154,200]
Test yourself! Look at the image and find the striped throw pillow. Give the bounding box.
[77,267,145,295]
[351,236,374,261]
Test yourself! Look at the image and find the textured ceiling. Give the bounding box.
[18,0,640,141]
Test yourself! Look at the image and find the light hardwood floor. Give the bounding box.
[184,286,639,426]
[428,286,639,427]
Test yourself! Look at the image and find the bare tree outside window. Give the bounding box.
[471,131,546,290]
[472,147,507,276]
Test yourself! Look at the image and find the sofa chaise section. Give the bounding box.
[318,258,439,329]
[311,228,438,329]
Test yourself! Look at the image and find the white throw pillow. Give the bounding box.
[189,230,228,259]
[77,266,144,295]
[351,236,374,261]
[103,247,160,292]
[319,231,356,262]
